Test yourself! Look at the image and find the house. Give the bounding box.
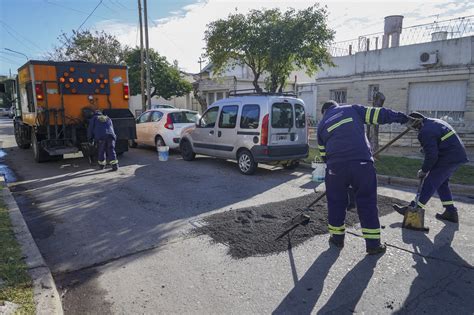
[315,15,474,148]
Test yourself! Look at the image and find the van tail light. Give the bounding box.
[123,83,129,100]
[261,114,269,146]
[35,83,44,101]
[164,114,174,130]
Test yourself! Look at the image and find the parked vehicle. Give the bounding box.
[0,107,8,117]
[131,108,199,150]
[180,93,309,175]
[8,106,15,118]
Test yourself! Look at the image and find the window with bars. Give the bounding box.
[417,110,465,122]
[330,89,347,104]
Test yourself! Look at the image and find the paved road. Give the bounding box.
[1,117,473,314]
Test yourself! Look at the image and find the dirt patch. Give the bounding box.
[196,194,405,259]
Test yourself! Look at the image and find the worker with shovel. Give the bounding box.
[318,99,413,255]
[393,112,468,224]
[87,110,119,171]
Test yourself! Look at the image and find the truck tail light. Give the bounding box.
[261,114,269,146]
[164,114,174,130]
[123,83,129,100]
[35,83,44,101]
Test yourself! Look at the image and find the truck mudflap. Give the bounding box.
[102,109,137,140]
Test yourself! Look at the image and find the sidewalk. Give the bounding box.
[0,177,63,315]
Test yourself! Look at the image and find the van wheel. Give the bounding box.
[238,149,257,175]
[180,140,195,161]
[283,160,300,170]
[32,133,50,163]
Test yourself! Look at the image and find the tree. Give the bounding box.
[204,5,335,93]
[48,30,128,64]
[125,47,192,104]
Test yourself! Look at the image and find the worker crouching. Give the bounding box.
[87,110,119,171]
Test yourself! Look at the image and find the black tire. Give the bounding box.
[14,122,31,149]
[283,160,300,170]
[32,132,50,163]
[180,140,195,161]
[129,139,137,148]
[49,155,64,162]
[155,135,165,149]
[237,149,258,175]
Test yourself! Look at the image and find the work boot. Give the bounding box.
[111,164,119,172]
[393,204,408,216]
[366,244,386,255]
[98,165,105,170]
[328,236,344,249]
[435,209,459,223]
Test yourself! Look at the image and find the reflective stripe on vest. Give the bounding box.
[327,118,353,132]
[441,130,455,141]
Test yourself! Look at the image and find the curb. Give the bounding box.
[299,162,474,197]
[0,177,63,315]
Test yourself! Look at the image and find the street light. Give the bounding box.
[4,48,28,60]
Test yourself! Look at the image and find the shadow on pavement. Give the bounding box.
[393,220,474,313]
[273,247,340,314]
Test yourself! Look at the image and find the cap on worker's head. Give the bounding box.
[409,112,425,120]
[95,109,102,115]
[321,100,338,114]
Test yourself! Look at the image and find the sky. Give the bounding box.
[0,0,473,76]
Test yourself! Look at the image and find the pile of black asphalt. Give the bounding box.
[195,194,405,259]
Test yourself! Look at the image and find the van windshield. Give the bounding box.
[170,111,198,123]
[271,103,293,129]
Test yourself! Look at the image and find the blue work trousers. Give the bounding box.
[97,136,118,166]
[413,163,461,212]
[325,161,381,249]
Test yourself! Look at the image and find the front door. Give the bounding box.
[191,106,219,156]
[135,111,151,145]
[214,104,240,159]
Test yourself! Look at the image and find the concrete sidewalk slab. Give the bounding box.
[1,177,63,315]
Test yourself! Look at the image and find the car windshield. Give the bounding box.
[169,111,198,123]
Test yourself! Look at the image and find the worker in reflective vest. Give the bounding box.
[393,112,468,223]
[87,110,119,171]
[317,100,411,255]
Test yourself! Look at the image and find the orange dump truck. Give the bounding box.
[13,60,136,162]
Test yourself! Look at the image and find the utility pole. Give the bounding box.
[143,0,152,109]
[137,0,145,111]
[198,57,204,79]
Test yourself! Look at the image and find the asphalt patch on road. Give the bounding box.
[195,194,405,259]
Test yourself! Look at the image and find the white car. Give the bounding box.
[131,109,200,150]
[0,107,9,117]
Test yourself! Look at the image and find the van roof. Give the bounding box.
[211,95,304,106]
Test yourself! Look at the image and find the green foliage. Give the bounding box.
[0,193,35,314]
[48,30,128,64]
[125,47,192,100]
[204,5,334,92]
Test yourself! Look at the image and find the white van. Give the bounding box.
[180,94,308,174]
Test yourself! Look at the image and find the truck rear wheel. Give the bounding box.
[14,121,31,149]
[32,133,50,163]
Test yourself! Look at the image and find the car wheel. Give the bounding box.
[283,160,300,170]
[238,149,257,175]
[180,140,195,161]
[129,139,137,148]
[32,133,50,163]
[155,136,165,149]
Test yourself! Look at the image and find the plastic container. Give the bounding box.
[311,162,326,183]
[157,146,169,161]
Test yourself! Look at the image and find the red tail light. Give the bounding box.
[123,83,129,100]
[35,83,44,101]
[261,114,269,146]
[164,114,174,130]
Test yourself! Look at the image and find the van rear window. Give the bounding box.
[295,104,305,128]
[240,105,260,129]
[272,103,293,129]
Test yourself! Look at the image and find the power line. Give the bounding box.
[77,0,104,31]
[43,0,112,20]
[0,51,27,59]
[0,23,35,52]
[0,56,22,65]
[0,21,43,51]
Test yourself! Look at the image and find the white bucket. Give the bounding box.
[157,146,169,161]
[311,162,326,183]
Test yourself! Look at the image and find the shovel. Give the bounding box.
[277,123,418,240]
[402,177,430,232]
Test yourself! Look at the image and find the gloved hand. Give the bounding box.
[417,169,427,179]
[406,116,422,129]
